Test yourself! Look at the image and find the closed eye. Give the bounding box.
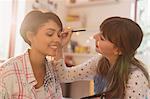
[46,29,55,36]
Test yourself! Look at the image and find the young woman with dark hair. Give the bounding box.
[56,17,149,99]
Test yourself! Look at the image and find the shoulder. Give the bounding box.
[0,53,26,79]
[92,54,101,62]
[85,54,101,66]
[128,68,148,85]
[125,68,149,98]
[127,68,148,88]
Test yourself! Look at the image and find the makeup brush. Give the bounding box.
[60,29,86,38]
[72,29,86,32]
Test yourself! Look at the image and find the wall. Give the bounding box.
[25,0,66,24]
[66,0,134,30]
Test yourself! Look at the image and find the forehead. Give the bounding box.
[99,31,110,39]
[39,20,62,31]
[96,32,104,37]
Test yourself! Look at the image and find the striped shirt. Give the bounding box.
[0,50,62,99]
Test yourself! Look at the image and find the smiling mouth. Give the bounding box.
[49,45,57,49]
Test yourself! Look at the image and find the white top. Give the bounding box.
[125,69,149,99]
[55,55,149,99]
[35,85,45,99]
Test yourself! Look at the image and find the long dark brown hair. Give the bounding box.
[96,17,149,98]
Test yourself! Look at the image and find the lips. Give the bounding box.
[49,45,57,49]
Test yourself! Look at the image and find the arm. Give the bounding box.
[124,69,149,99]
[54,55,101,83]
[53,28,101,82]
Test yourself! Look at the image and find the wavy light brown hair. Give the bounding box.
[96,17,149,98]
[20,10,63,46]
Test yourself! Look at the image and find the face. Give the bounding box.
[29,20,62,56]
[94,33,119,59]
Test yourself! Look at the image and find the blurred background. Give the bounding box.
[0,0,150,98]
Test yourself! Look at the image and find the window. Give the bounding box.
[0,0,25,60]
[0,0,12,60]
[136,0,150,73]
[136,0,150,34]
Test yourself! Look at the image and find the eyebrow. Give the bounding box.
[47,27,61,31]
[47,28,56,31]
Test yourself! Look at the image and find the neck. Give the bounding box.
[29,49,45,69]
[28,49,46,89]
[107,55,118,66]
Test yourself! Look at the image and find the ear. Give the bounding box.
[26,31,34,42]
[114,47,122,55]
[118,50,122,55]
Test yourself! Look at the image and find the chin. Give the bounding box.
[48,52,56,56]
[46,51,56,56]
[48,49,57,54]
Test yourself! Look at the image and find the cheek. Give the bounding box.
[98,43,114,54]
[41,36,53,44]
[34,37,50,49]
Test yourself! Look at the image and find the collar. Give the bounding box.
[23,50,37,86]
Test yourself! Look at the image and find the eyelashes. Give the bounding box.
[46,30,69,38]
[46,31,54,36]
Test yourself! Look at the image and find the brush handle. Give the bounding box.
[72,29,86,32]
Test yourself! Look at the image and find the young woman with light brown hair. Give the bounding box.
[0,10,72,99]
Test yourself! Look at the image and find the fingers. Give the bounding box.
[61,27,73,39]
[63,26,72,32]
[60,27,73,47]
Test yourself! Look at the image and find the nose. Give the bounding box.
[53,32,61,43]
